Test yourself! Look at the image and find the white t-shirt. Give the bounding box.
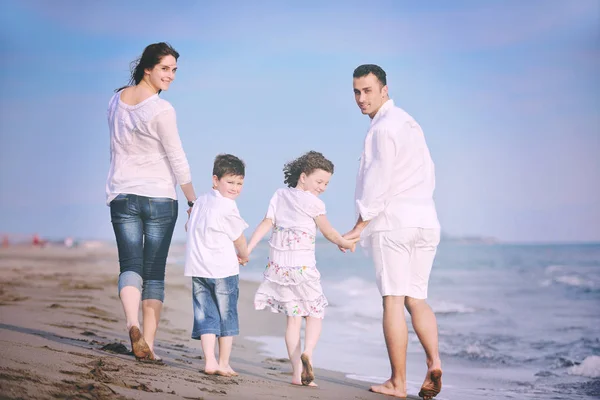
[105,92,192,205]
[184,190,248,278]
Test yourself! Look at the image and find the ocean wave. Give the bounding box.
[554,275,597,289]
[568,355,600,378]
[543,264,600,290]
[430,300,477,314]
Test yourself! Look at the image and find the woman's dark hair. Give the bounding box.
[115,42,180,93]
[283,151,334,188]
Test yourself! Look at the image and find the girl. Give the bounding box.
[247,151,357,386]
[106,42,197,362]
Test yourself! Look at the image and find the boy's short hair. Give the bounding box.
[213,154,245,179]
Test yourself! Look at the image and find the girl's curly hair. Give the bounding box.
[283,151,334,188]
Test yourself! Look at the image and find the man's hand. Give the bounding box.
[338,228,362,253]
[238,254,249,266]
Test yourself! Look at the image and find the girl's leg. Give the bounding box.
[285,316,303,385]
[301,316,322,386]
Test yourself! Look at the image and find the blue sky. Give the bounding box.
[0,0,598,243]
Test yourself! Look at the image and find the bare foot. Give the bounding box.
[369,380,407,398]
[128,326,151,361]
[203,360,220,375]
[292,381,318,387]
[216,366,238,377]
[300,353,315,385]
[418,369,442,400]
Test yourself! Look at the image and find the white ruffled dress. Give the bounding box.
[254,187,329,319]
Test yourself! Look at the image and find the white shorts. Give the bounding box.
[370,228,440,298]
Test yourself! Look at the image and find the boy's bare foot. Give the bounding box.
[300,353,315,385]
[369,380,407,398]
[418,368,442,400]
[203,360,220,375]
[128,326,152,361]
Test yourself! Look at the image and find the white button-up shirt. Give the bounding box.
[184,190,249,279]
[355,99,440,237]
[105,93,192,204]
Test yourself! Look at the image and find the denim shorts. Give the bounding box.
[191,275,240,339]
[110,194,178,302]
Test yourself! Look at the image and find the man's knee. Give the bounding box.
[404,296,425,314]
[382,295,405,309]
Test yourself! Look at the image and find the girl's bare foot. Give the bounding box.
[418,368,442,400]
[369,380,407,398]
[300,353,315,385]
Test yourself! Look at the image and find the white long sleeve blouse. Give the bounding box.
[105,92,192,204]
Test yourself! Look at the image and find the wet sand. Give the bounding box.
[0,245,417,399]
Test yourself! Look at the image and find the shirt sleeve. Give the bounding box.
[265,191,278,221]
[305,195,326,219]
[356,128,397,221]
[154,108,192,185]
[221,206,249,241]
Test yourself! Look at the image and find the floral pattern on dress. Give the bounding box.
[254,293,328,319]
[263,260,321,286]
[270,225,316,250]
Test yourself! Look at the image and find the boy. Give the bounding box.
[184,154,249,376]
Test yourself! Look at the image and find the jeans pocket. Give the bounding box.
[148,198,176,220]
[110,195,130,222]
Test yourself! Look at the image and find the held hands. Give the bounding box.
[340,237,360,253]
[237,254,249,266]
[338,228,362,253]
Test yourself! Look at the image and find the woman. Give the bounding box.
[106,42,196,362]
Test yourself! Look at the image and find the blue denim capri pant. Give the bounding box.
[110,194,178,302]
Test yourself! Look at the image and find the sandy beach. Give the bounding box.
[0,245,413,400]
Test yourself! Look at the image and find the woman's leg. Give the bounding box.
[140,197,178,356]
[285,316,303,385]
[110,194,150,359]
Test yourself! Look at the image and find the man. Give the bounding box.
[343,64,442,400]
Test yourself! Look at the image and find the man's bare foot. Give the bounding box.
[300,353,315,385]
[369,380,407,398]
[292,380,318,387]
[128,326,152,361]
[418,368,442,400]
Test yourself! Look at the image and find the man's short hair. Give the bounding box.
[353,64,387,86]
[213,154,245,179]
